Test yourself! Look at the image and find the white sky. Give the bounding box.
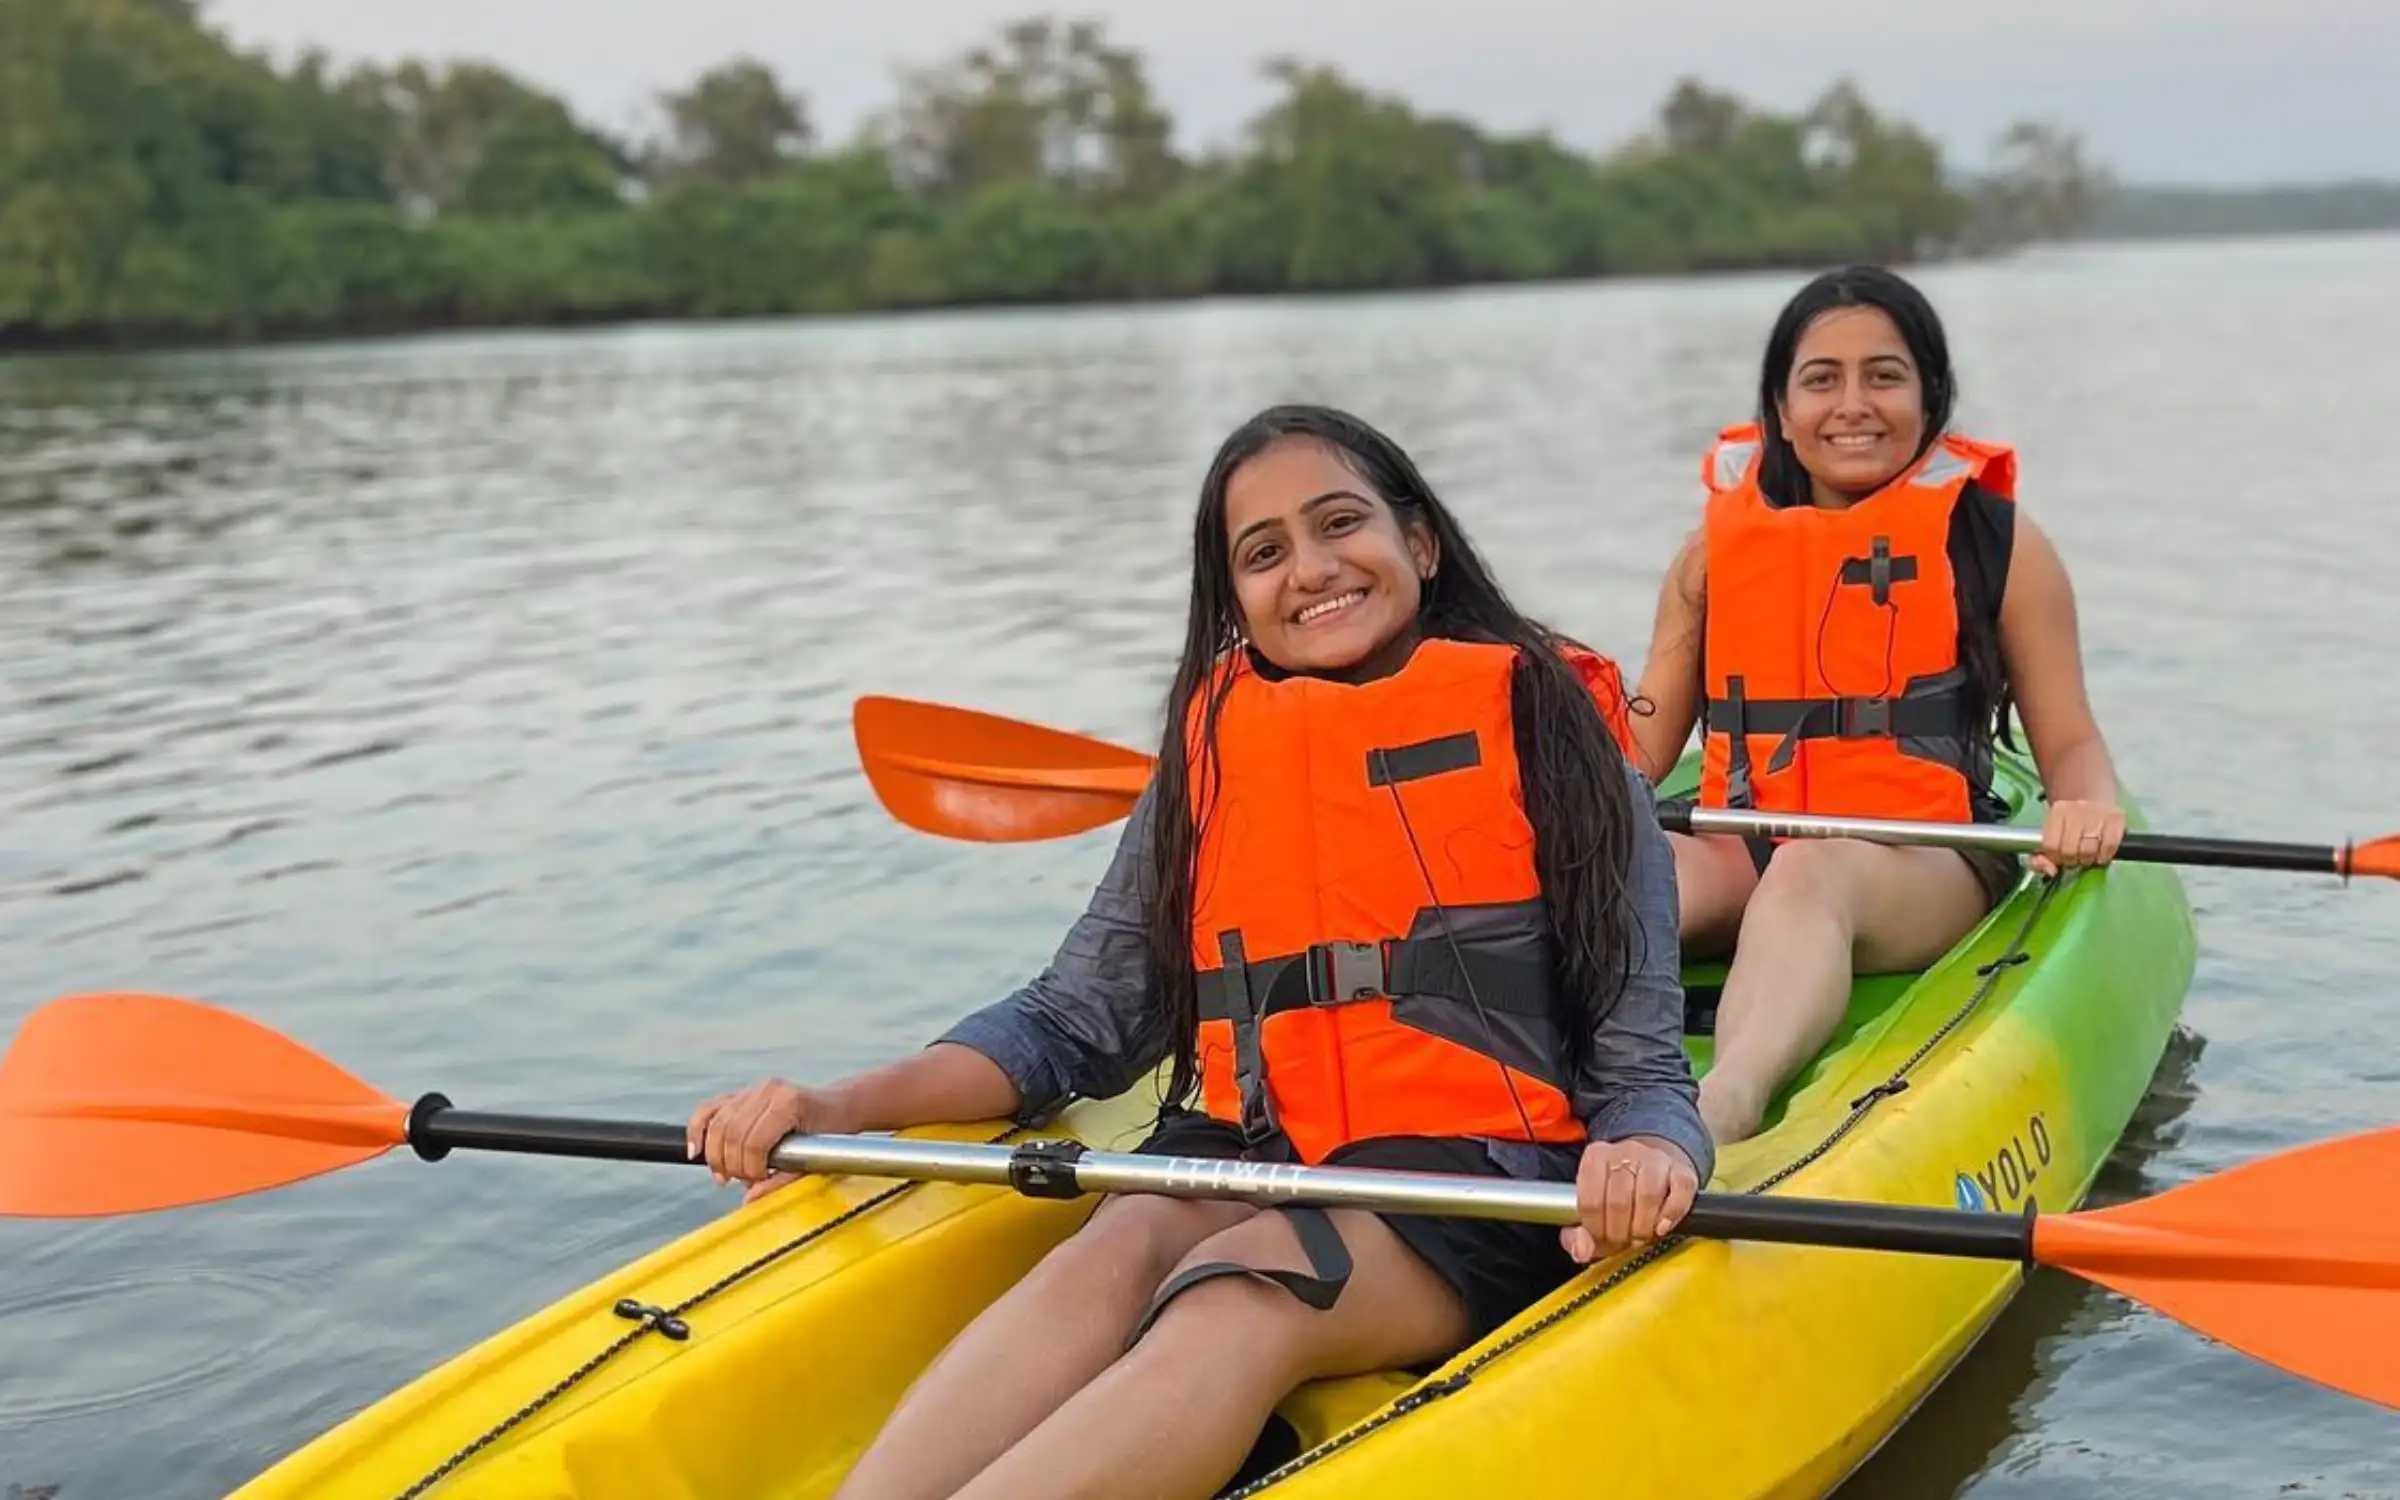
[203,0,2400,185]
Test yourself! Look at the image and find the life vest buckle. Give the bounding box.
[1838,696,1895,739]
[1311,941,1390,1006]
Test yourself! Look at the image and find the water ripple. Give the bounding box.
[0,1265,298,1427]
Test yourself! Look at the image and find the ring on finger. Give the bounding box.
[1607,1158,1638,1175]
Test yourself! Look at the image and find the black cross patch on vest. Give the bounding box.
[1838,536,1918,606]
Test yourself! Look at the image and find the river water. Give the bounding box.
[3,233,2397,1498]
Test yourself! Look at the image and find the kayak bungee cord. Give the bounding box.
[389,1123,1029,1500]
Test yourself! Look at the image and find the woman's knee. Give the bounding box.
[1131,1209,1464,1383]
[1037,1195,1250,1302]
[1673,833,1758,947]
[1742,840,1858,922]
[1129,1248,1321,1383]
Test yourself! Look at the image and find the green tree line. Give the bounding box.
[0,1,2106,349]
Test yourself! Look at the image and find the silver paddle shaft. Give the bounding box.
[755,1132,2041,1260]
[1666,805,2045,854]
[405,1107,2036,1260]
[767,1133,1577,1223]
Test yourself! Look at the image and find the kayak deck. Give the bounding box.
[224,749,2196,1500]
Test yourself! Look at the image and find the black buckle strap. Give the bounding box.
[1837,696,1893,738]
[1216,929,1280,1147]
[1197,941,1395,1019]
[1710,681,1964,750]
[1199,908,1557,1025]
[1756,694,1901,774]
[1312,940,1390,1006]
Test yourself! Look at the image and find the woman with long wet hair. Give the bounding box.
[690,403,1708,1500]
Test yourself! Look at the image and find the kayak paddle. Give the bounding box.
[853,694,1152,844]
[852,695,2400,879]
[3,991,2395,1411]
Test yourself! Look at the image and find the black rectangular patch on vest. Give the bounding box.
[1365,731,1481,787]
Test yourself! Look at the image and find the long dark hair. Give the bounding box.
[1753,264,2012,747]
[1143,403,1645,1114]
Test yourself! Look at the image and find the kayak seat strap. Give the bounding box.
[1122,1205,1353,1350]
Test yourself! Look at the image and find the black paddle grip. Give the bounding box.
[405,1095,695,1165]
[1681,1192,2038,1264]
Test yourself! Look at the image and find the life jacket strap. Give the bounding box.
[1706,668,1976,782]
[1121,1204,1353,1350]
[1214,929,1280,1148]
[1197,903,1556,1025]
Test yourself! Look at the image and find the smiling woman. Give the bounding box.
[1626,264,2133,1147]
[1221,442,1439,679]
[684,403,1710,1500]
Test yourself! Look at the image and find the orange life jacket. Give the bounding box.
[1568,646,1638,757]
[1696,422,2016,822]
[1188,636,1625,1163]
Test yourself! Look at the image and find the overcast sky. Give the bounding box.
[205,0,2400,185]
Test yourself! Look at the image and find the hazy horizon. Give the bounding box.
[199,0,2400,188]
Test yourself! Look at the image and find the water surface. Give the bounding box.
[4,233,2397,1497]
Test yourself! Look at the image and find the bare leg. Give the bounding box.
[1699,842,1992,1145]
[1669,831,1762,955]
[948,1207,1472,1500]
[831,1194,1257,1500]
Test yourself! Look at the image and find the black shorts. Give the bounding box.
[1129,1107,1584,1342]
[1743,835,2021,910]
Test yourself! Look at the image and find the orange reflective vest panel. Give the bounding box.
[1697,422,2016,821]
[1188,637,1622,1164]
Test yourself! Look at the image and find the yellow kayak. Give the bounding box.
[224,750,2196,1499]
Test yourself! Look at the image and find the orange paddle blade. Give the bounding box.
[2034,1125,2400,1409]
[0,992,410,1218]
[853,694,1154,842]
[2341,835,2400,881]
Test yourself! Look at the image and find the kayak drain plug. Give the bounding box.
[613,1299,691,1341]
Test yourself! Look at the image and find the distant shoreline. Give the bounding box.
[2076,180,2400,242]
[6,222,2397,364]
[0,254,1895,360]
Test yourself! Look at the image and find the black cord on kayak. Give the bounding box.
[1371,747,1543,1148]
[387,1124,1027,1500]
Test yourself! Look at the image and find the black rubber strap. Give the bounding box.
[1122,1206,1354,1350]
[1216,929,1278,1147]
[1720,675,1754,808]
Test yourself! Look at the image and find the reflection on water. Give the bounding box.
[5,234,2400,1498]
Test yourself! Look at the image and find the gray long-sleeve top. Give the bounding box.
[935,763,1715,1185]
